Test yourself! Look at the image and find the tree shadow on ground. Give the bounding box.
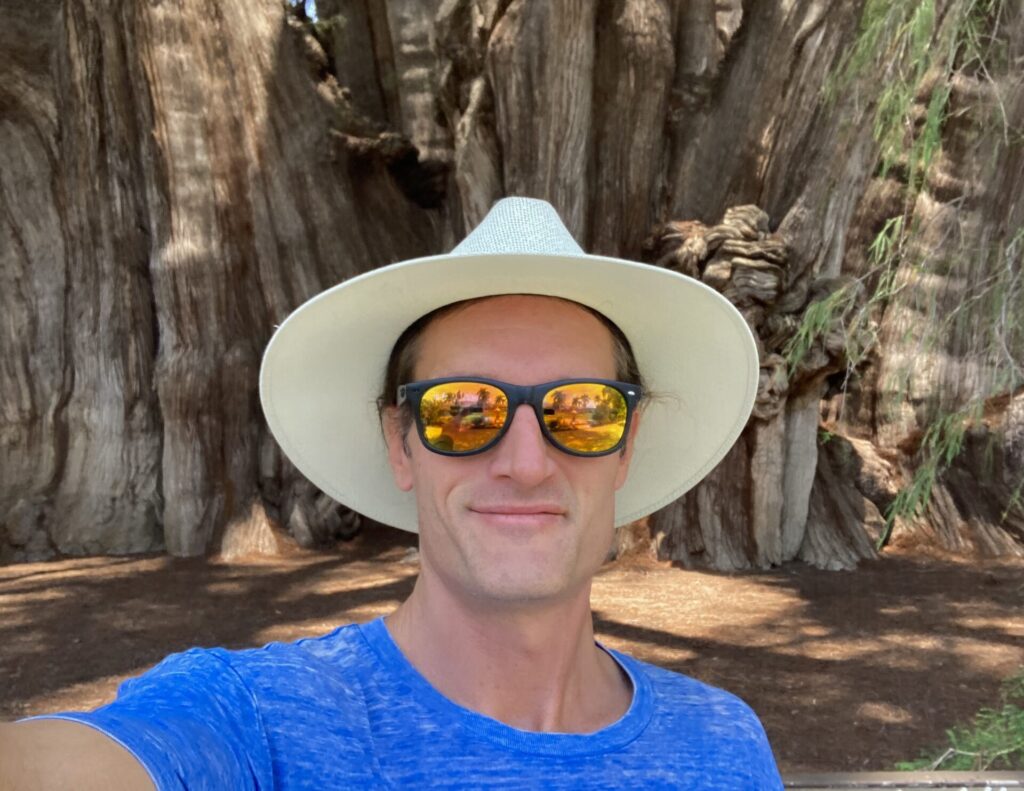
[593,554,1024,771]
[2,533,1022,772]
[0,527,418,719]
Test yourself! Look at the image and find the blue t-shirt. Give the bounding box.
[32,618,783,789]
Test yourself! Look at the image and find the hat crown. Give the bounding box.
[450,197,585,257]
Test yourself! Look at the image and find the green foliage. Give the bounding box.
[783,216,905,379]
[829,0,1010,190]
[782,288,854,376]
[872,219,1024,547]
[819,0,1024,545]
[1003,477,1024,524]
[878,403,979,548]
[896,668,1024,770]
[828,0,947,188]
[312,12,344,44]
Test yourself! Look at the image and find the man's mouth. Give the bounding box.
[468,504,567,527]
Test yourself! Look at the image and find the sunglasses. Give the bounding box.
[397,377,643,457]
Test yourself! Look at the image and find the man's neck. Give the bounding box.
[384,574,632,734]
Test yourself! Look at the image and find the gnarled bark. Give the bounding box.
[1,0,1021,567]
[1,0,440,561]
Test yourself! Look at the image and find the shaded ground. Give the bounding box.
[1,527,1021,773]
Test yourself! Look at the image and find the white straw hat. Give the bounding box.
[259,197,759,532]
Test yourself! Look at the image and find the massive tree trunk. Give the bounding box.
[1,0,1021,567]
[1,0,444,560]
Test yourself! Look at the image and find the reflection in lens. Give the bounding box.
[542,383,627,453]
[419,381,509,452]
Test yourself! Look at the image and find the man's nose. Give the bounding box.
[488,405,557,485]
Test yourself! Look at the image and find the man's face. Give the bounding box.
[384,295,639,606]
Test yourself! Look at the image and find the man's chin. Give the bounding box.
[460,554,586,606]
[469,579,579,608]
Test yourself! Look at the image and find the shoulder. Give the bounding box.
[168,620,381,713]
[100,620,379,732]
[623,652,761,721]
[216,620,372,672]
[24,622,386,790]
[615,652,782,784]
[122,620,370,688]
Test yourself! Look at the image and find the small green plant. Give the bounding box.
[896,667,1024,770]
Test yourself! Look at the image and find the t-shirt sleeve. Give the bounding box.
[743,709,784,790]
[716,695,784,790]
[24,648,274,791]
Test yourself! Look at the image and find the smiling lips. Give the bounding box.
[468,505,566,527]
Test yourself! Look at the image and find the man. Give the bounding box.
[2,198,783,789]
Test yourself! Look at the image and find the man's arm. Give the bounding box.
[0,720,155,791]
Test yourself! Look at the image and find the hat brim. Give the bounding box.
[259,252,759,532]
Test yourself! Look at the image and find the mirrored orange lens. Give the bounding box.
[419,382,509,452]
[542,383,627,453]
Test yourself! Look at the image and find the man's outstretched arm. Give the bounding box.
[0,720,155,791]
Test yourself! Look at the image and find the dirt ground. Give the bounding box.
[1,527,1022,773]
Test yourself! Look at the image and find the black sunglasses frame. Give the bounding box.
[397,377,644,458]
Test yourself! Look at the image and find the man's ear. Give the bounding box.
[613,410,642,491]
[383,407,415,492]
